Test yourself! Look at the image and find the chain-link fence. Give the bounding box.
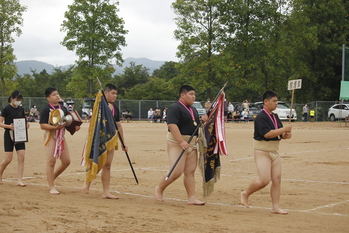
[0,97,347,122]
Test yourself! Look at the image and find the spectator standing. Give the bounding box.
[310,108,315,122]
[302,104,308,122]
[205,98,212,112]
[242,99,250,110]
[162,108,167,123]
[29,105,37,121]
[224,99,229,122]
[228,101,234,120]
[66,97,74,111]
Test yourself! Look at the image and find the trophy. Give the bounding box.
[50,109,82,135]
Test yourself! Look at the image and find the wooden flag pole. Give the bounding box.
[289,89,295,124]
[97,78,139,184]
[165,82,228,181]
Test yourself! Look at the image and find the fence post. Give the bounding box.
[138,101,141,121]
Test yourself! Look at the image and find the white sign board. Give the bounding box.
[13,117,28,143]
[288,79,302,90]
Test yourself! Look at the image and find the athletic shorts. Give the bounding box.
[253,139,279,162]
[4,130,25,152]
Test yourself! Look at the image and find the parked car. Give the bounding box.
[81,97,95,118]
[254,101,297,121]
[192,101,206,117]
[248,103,262,120]
[327,104,349,121]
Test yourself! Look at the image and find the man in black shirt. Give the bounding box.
[240,90,292,214]
[155,85,207,205]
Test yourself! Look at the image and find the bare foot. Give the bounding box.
[102,193,119,199]
[187,199,206,205]
[271,208,288,215]
[82,183,90,194]
[154,186,164,202]
[240,191,249,208]
[17,181,26,187]
[49,188,60,195]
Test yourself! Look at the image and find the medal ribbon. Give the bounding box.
[49,103,65,159]
[262,108,278,129]
[110,103,115,117]
[178,100,196,125]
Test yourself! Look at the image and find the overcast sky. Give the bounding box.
[12,0,179,66]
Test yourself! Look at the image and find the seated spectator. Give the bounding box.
[122,107,132,122]
[153,108,161,123]
[161,108,167,123]
[148,108,154,122]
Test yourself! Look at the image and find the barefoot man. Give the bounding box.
[155,85,207,205]
[83,84,127,199]
[240,90,292,214]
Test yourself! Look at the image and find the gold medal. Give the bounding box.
[193,121,197,126]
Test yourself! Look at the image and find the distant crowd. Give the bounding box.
[147,107,167,123]
[205,98,252,123]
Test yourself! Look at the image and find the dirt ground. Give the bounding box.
[0,120,348,233]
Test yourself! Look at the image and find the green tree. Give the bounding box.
[114,62,150,97]
[286,0,349,102]
[219,0,291,102]
[16,67,73,97]
[172,0,228,99]
[125,77,176,100]
[61,0,127,94]
[0,0,27,105]
[152,61,179,80]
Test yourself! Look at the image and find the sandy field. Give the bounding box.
[0,120,348,233]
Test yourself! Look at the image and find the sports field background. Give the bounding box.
[0,121,348,232]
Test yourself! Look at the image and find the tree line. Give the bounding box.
[1,0,348,104]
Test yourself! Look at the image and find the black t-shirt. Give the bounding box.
[1,105,25,129]
[167,102,200,136]
[254,110,283,141]
[39,103,68,124]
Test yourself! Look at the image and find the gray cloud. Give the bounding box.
[13,0,179,66]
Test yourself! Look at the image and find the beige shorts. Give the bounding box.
[167,132,197,154]
[253,140,280,162]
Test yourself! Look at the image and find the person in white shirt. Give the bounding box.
[147,108,154,122]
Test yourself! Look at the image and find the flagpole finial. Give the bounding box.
[96,77,103,90]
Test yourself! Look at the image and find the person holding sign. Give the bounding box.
[240,91,292,214]
[0,90,30,187]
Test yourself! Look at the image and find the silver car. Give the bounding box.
[192,101,206,117]
[328,104,349,121]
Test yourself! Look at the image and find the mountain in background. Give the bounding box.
[15,57,167,76]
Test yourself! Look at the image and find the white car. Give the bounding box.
[254,101,297,121]
[328,104,349,121]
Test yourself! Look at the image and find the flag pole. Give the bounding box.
[96,78,139,184]
[165,82,228,181]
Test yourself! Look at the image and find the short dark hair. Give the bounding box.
[262,90,277,101]
[8,90,23,103]
[45,87,57,97]
[179,85,195,96]
[104,83,117,92]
